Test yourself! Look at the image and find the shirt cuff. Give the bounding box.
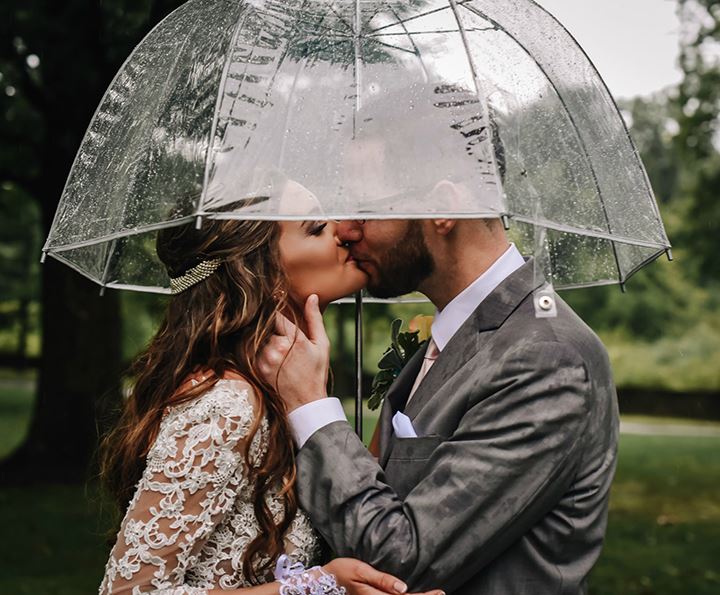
[287,397,347,449]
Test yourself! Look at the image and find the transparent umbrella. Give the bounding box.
[42,0,672,433]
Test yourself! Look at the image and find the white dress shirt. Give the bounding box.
[288,243,526,448]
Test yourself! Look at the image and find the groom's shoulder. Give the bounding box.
[499,289,610,371]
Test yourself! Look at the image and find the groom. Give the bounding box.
[259,216,619,594]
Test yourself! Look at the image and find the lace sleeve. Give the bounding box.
[99,382,259,594]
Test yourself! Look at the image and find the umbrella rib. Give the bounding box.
[353,0,362,138]
[202,0,314,212]
[362,0,392,32]
[251,0,318,164]
[366,0,472,35]
[334,295,430,304]
[326,3,356,34]
[46,210,669,256]
[49,216,198,253]
[445,0,506,203]
[527,1,670,249]
[278,57,306,169]
[61,254,667,297]
[460,2,626,286]
[199,9,250,221]
[371,38,421,56]
[387,4,430,81]
[256,7,352,39]
[508,214,668,250]
[100,22,200,289]
[42,4,199,255]
[104,282,171,295]
[47,251,107,288]
[618,248,670,285]
[293,19,354,38]
[368,27,494,37]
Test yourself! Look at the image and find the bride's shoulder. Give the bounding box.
[168,373,261,425]
[208,375,261,411]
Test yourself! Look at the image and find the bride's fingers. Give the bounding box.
[355,564,407,594]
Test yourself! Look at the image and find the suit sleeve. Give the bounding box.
[295,341,592,593]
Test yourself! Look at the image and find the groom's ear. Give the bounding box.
[427,180,463,236]
[430,217,457,236]
[430,180,462,236]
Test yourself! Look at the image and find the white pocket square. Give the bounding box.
[392,411,418,438]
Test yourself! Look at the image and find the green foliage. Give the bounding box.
[674,0,720,280]
[564,5,720,385]
[120,291,167,364]
[368,318,426,411]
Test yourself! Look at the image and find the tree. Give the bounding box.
[0,0,184,482]
[675,0,720,282]
[0,190,41,366]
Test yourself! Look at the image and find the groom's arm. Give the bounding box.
[293,341,592,594]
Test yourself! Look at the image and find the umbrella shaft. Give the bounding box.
[354,292,363,439]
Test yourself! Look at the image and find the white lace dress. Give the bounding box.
[99,379,323,594]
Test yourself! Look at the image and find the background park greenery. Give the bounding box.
[1,0,719,593]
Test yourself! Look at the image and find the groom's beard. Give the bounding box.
[366,221,434,298]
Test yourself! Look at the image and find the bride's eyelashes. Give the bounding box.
[306,222,328,237]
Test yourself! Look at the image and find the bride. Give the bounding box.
[97,181,443,595]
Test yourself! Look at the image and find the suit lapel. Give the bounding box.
[404,257,543,420]
[378,342,428,468]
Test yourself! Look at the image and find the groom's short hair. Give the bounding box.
[351,82,507,215]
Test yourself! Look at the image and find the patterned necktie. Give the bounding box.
[406,337,440,407]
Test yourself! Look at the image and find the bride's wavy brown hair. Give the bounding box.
[98,216,300,583]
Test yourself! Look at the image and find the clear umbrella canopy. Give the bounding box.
[43,0,671,294]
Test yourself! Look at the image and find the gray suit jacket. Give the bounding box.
[296,258,619,594]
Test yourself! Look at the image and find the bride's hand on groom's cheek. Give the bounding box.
[324,558,445,595]
[258,294,331,412]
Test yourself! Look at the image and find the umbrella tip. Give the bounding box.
[99,286,106,297]
[620,283,627,294]
[195,215,203,230]
[666,248,674,262]
[501,214,511,231]
[40,251,47,264]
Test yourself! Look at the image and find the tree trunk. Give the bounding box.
[0,260,122,484]
[0,2,122,484]
[0,0,195,485]
[0,134,123,483]
[15,296,30,366]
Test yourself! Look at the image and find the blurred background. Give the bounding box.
[0,0,718,593]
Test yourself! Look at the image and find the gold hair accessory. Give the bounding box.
[169,258,223,294]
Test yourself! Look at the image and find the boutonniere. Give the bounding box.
[368,315,433,411]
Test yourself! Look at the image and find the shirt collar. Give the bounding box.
[430,243,525,351]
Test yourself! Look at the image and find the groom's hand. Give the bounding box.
[258,294,330,412]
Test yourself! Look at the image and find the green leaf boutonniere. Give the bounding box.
[368,315,433,411]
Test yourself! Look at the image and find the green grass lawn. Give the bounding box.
[1,381,719,593]
[591,434,720,594]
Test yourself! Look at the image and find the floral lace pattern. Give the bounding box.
[99,380,323,594]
